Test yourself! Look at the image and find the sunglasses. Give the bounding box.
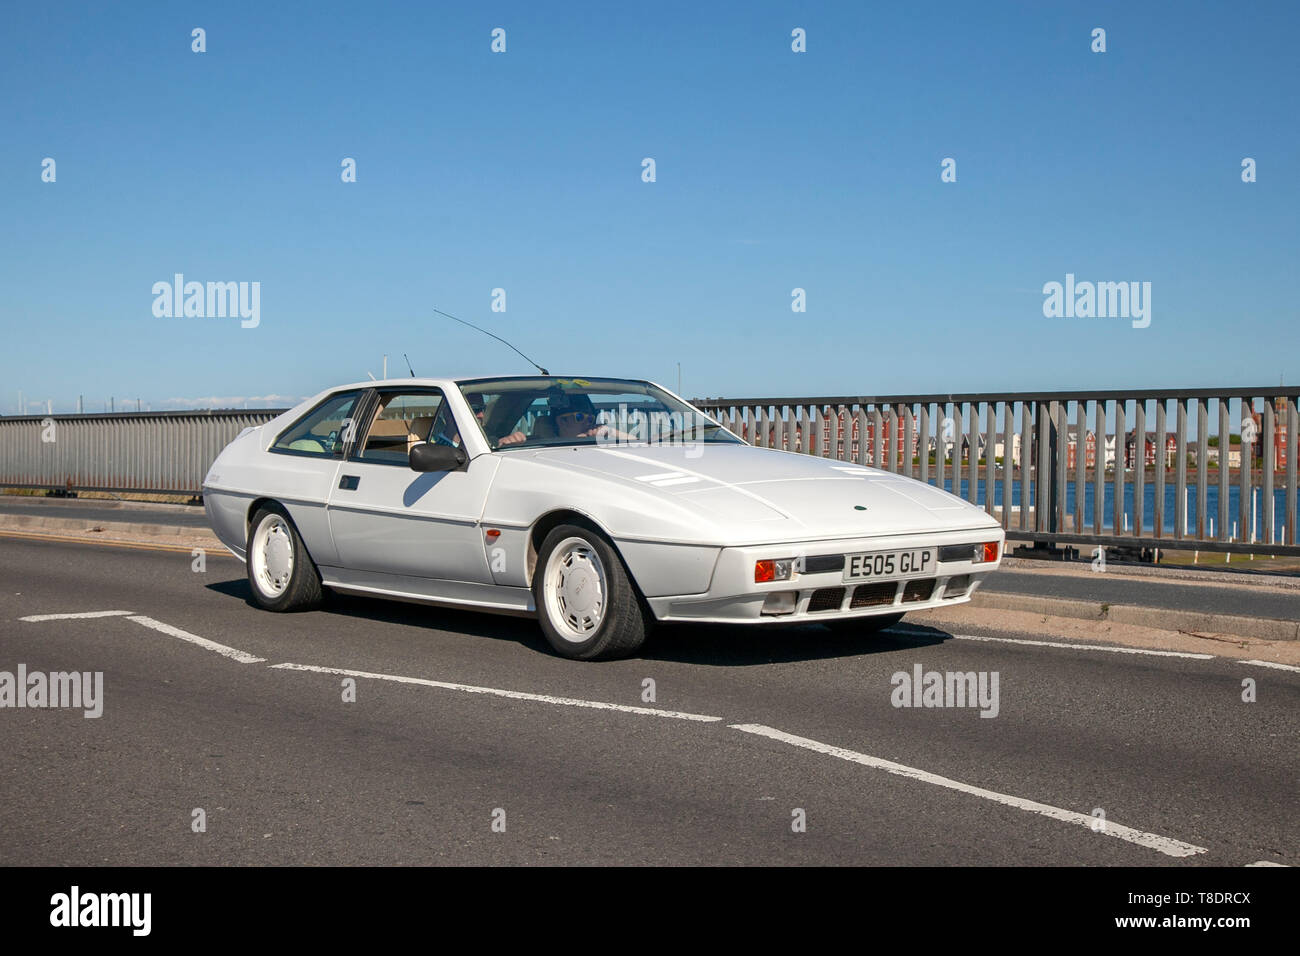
[556,411,596,423]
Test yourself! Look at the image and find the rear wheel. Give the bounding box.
[533,524,651,660]
[246,504,324,611]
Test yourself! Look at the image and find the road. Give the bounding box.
[0,536,1295,865]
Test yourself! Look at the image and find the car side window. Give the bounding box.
[358,391,447,464]
[272,391,361,457]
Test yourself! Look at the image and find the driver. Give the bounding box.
[498,391,628,446]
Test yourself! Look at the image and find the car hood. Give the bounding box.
[519,442,999,542]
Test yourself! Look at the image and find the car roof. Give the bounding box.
[328,375,659,392]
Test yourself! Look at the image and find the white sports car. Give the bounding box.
[203,376,1004,660]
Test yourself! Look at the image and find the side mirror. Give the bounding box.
[409,442,466,473]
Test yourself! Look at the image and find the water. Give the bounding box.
[935,475,1294,541]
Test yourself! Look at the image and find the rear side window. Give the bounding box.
[272,391,362,457]
[358,390,448,464]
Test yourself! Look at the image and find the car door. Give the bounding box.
[264,388,365,567]
[326,387,499,583]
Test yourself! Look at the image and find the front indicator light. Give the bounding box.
[755,558,796,583]
[981,541,1000,563]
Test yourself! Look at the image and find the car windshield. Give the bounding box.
[458,377,739,451]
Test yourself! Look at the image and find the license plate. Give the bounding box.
[843,548,934,583]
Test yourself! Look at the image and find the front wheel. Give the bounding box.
[246,504,324,611]
[533,524,651,660]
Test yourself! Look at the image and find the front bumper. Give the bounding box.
[645,527,1004,624]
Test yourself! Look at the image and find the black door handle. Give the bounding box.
[339,475,360,490]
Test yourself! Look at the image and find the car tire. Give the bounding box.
[827,612,904,634]
[533,524,651,661]
[246,504,324,612]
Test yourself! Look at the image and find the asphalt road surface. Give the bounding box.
[1,536,1295,866]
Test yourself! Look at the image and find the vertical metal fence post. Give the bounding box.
[1240,398,1254,543]
[1263,397,1276,545]
[984,402,995,515]
[1003,402,1015,529]
[1035,402,1050,533]
[1114,400,1126,536]
[871,406,884,470]
[918,404,930,484]
[1019,402,1032,531]
[1154,400,1166,540]
[1175,400,1188,540]
[1133,400,1146,539]
[1218,398,1231,542]
[904,404,915,480]
[1054,401,1067,533]
[1074,401,1086,534]
[1196,398,1209,540]
[1093,399,1105,536]
[1287,395,1297,546]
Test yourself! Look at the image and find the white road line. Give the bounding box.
[945,633,1215,660]
[729,723,1208,859]
[1245,860,1288,867]
[126,616,266,664]
[19,610,136,622]
[1238,660,1300,673]
[270,662,723,722]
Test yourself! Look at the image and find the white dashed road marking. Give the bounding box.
[1238,660,1300,673]
[125,615,267,664]
[729,723,1209,859]
[945,633,1215,660]
[270,662,724,722]
[20,610,136,622]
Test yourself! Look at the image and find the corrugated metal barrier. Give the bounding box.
[0,410,286,496]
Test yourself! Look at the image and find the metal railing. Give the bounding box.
[694,388,1300,557]
[3,389,1298,558]
[0,410,286,496]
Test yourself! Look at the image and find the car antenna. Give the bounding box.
[404,353,416,377]
[433,307,550,375]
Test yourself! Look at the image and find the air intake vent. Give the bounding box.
[901,579,935,603]
[851,582,897,608]
[807,587,845,613]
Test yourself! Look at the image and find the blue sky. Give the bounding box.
[2,0,1297,413]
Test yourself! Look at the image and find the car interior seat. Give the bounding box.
[531,413,557,440]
